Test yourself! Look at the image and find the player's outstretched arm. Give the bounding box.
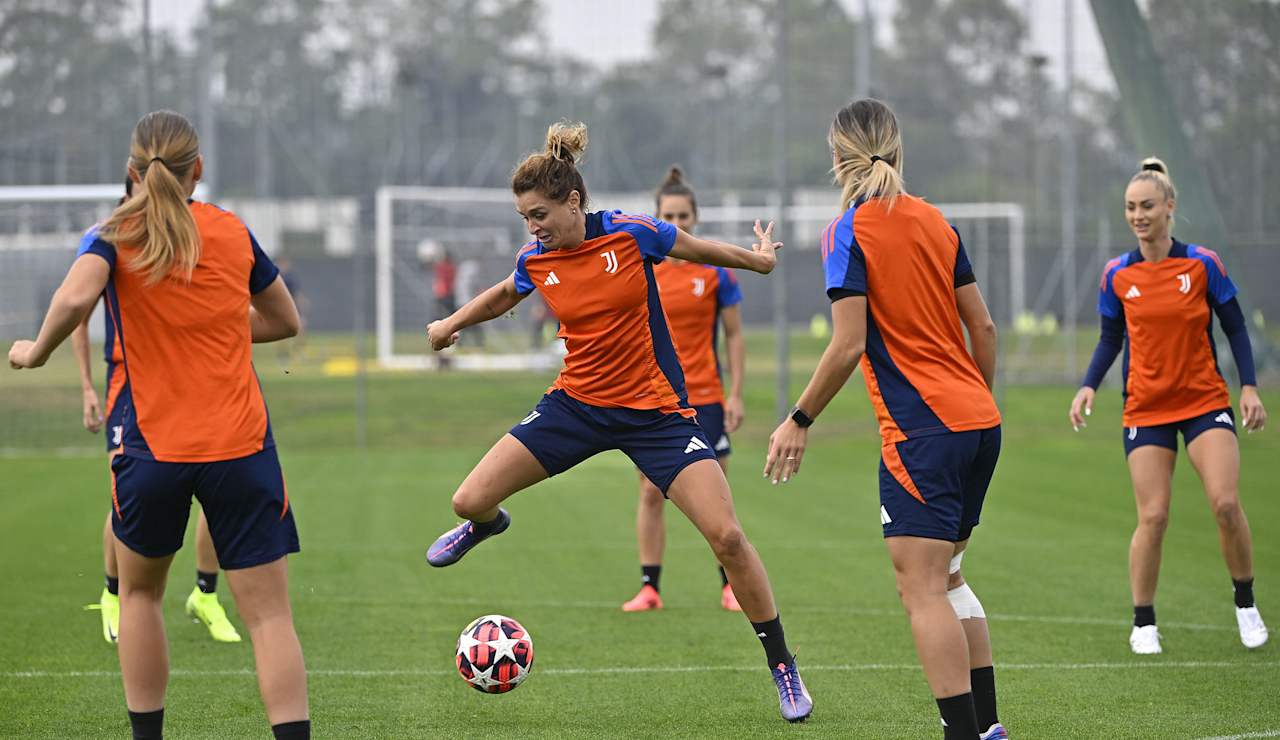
[70,315,103,432]
[956,283,997,389]
[669,220,780,275]
[427,275,526,351]
[765,296,867,484]
[249,276,301,343]
[9,255,109,370]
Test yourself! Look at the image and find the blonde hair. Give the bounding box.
[511,121,590,208]
[829,98,906,211]
[99,110,201,284]
[1128,157,1176,230]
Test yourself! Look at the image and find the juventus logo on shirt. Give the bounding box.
[692,277,705,296]
[601,250,619,274]
[1177,273,1191,294]
[1124,285,1141,300]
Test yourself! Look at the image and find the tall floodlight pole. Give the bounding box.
[141,0,153,114]
[773,0,791,421]
[1060,0,1078,380]
[854,0,873,99]
[199,0,218,198]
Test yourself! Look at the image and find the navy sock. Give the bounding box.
[718,566,729,587]
[971,666,999,731]
[271,720,310,739]
[128,708,163,739]
[196,571,217,594]
[471,511,503,537]
[105,575,119,596]
[1233,578,1255,609]
[1134,604,1156,627]
[641,565,662,593]
[750,614,794,667]
[936,693,980,739]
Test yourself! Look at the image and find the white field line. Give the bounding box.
[4,659,1275,680]
[1194,731,1280,740]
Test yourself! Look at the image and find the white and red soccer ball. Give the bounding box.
[455,615,534,693]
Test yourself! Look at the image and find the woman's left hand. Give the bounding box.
[7,340,43,370]
[751,220,782,274]
[724,395,745,433]
[765,418,807,484]
[1241,385,1266,433]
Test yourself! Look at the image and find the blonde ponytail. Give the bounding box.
[829,98,906,211]
[99,110,201,284]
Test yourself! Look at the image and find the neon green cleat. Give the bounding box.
[84,588,120,645]
[185,587,242,643]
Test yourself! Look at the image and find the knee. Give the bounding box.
[1211,495,1243,526]
[638,482,665,510]
[452,489,482,520]
[1137,508,1169,535]
[708,525,747,561]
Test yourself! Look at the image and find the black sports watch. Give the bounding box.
[789,405,814,428]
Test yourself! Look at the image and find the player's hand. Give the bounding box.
[82,388,103,433]
[764,418,806,485]
[1069,386,1094,431]
[7,340,44,370]
[751,220,782,275]
[1240,385,1266,433]
[426,320,460,351]
[724,395,745,433]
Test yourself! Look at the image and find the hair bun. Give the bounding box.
[662,165,685,186]
[1140,157,1168,175]
[545,121,589,164]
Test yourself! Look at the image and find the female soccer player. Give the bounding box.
[9,110,310,740]
[1069,158,1267,654]
[621,166,746,614]
[425,122,812,723]
[766,99,1007,740]
[74,179,241,646]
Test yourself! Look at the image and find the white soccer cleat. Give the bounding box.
[1130,625,1162,654]
[1236,606,1268,649]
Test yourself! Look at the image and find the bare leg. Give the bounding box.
[665,459,777,622]
[451,434,550,521]
[886,536,970,698]
[1127,446,1176,607]
[949,540,992,669]
[194,507,220,575]
[1185,430,1253,580]
[113,539,174,712]
[635,473,666,566]
[103,511,118,579]
[225,557,308,725]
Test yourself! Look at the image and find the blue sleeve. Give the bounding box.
[714,267,742,308]
[247,229,280,294]
[822,215,865,301]
[1099,263,1123,319]
[605,212,678,260]
[1081,313,1125,389]
[77,229,116,271]
[952,227,975,287]
[512,247,536,295]
[1215,298,1257,387]
[1191,246,1238,307]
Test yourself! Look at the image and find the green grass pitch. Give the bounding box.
[1,334,1277,738]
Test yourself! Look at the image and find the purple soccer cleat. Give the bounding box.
[426,508,511,567]
[771,659,813,723]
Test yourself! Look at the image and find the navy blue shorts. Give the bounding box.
[509,389,718,494]
[110,446,299,569]
[879,426,1001,542]
[1123,407,1236,456]
[693,403,731,458]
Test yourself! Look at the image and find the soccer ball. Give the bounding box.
[455,614,534,693]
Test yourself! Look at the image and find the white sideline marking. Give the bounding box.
[4,659,1275,680]
[1195,731,1280,740]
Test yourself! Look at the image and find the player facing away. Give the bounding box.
[765,99,1007,740]
[73,178,241,646]
[425,122,812,722]
[1069,158,1268,654]
[621,166,747,614]
[8,111,310,740]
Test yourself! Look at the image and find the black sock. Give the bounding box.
[641,565,662,593]
[105,575,119,596]
[936,693,980,739]
[128,708,164,740]
[1134,604,1156,627]
[271,720,310,739]
[750,614,794,667]
[718,566,729,587]
[1233,578,1255,609]
[471,511,503,537]
[196,570,218,595]
[970,666,999,731]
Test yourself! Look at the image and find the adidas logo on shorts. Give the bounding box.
[714,435,730,452]
[1215,412,1233,426]
[684,436,709,454]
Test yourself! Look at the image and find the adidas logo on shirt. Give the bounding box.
[684,436,709,454]
[543,272,561,286]
[1124,285,1141,300]
[1215,412,1233,426]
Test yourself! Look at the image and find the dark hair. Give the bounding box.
[511,121,589,209]
[653,165,697,216]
